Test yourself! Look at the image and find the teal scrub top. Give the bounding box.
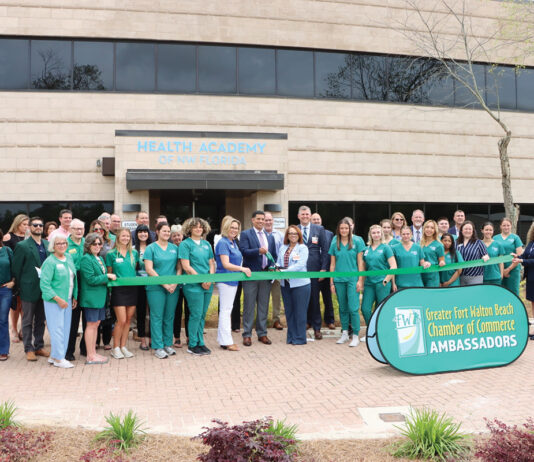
[105,248,139,278]
[421,240,445,266]
[440,251,464,286]
[387,238,401,247]
[483,240,504,281]
[178,238,214,276]
[363,243,394,285]
[143,242,179,291]
[66,237,85,271]
[494,233,523,270]
[393,243,424,288]
[328,235,366,282]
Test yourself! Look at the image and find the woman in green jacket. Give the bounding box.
[80,233,116,364]
[40,235,78,369]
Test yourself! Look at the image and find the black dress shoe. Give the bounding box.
[529,334,534,340]
[65,353,75,361]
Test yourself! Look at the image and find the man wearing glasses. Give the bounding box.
[12,217,50,361]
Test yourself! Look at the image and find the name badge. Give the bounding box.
[293,253,300,261]
[170,249,177,254]
[69,249,77,254]
[311,236,318,244]
[56,263,65,269]
[116,258,124,263]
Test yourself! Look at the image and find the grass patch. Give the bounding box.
[266,419,300,455]
[0,400,18,429]
[95,410,146,451]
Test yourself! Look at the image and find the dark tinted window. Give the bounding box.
[198,46,236,93]
[351,54,389,101]
[486,65,516,110]
[157,44,196,92]
[0,39,29,89]
[31,40,71,89]
[116,42,155,91]
[387,56,426,103]
[516,68,534,111]
[277,50,313,97]
[420,60,454,106]
[238,47,275,95]
[73,41,113,90]
[454,63,486,108]
[315,51,350,99]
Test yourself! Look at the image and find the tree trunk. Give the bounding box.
[498,132,520,233]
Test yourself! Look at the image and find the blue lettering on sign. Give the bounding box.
[138,140,267,155]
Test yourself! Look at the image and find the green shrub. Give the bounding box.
[95,410,146,451]
[391,408,471,461]
[0,400,18,429]
[266,419,300,455]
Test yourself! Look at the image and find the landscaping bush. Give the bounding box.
[95,410,146,452]
[0,401,18,430]
[0,427,53,462]
[391,408,470,461]
[196,418,299,461]
[475,418,534,462]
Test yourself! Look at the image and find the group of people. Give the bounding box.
[0,206,533,367]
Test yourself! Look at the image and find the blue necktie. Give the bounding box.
[303,226,308,244]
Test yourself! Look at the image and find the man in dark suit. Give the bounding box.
[311,213,335,329]
[298,206,329,339]
[410,209,425,244]
[448,210,465,236]
[12,216,49,361]
[239,210,277,346]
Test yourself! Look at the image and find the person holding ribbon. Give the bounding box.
[329,218,365,347]
[481,222,504,285]
[495,217,524,295]
[456,221,489,286]
[393,226,428,289]
[512,222,534,340]
[440,233,463,287]
[179,218,215,356]
[419,220,446,287]
[361,225,397,329]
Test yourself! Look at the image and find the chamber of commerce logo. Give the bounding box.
[393,307,426,357]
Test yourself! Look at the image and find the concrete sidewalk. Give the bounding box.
[1,328,533,439]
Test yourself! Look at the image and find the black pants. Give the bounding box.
[66,305,83,357]
[231,281,242,331]
[173,288,190,339]
[136,286,149,337]
[319,278,335,325]
[306,278,322,331]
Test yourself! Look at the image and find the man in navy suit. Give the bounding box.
[448,210,465,236]
[297,206,329,339]
[311,213,335,329]
[239,210,277,346]
[410,209,425,243]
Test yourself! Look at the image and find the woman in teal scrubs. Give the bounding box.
[494,218,524,295]
[419,220,445,287]
[144,222,181,359]
[440,233,463,287]
[179,218,215,356]
[361,225,397,326]
[481,222,504,285]
[329,218,366,347]
[393,226,428,289]
[381,219,401,248]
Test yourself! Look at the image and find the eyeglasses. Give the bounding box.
[55,242,67,246]
[90,242,103,247]
[93,228,103,232]
[393,218,404,221]
[288,232,299,236]
[31,223,43,227]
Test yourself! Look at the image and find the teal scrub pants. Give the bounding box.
[361,281,391,325]
[183,284,213,348]
[422,273,440,288]
[334,280,360,334]
[484,278,501,285]
[147,286,179,350]
[502,267,521,295]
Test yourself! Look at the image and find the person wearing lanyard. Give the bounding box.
[419,220,446,287]
[40,235,78,368]
[512,222,534,340]
[456,221,490,286]
[80,232,116,364]
[215,217,251,351]
[361,225,397,331]
[329,218,365,347]
[481,222,504,285]
[134,224,153,351]
[440,233,463,287]
[0,230,14,361]
[391,212,407,241]
[393,226,428,289]
[105,228,139,360]
[494,217,524,295]
[144,222,181,359]
[179,217,216,356]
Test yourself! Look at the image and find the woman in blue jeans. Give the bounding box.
[276,225,310,345]
[0,229,14,361]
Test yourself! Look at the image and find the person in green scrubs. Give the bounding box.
[144,222,181,359]
[381,219,401,248]
[179,218,216,356]
[393,226,428,289]
[419,220,445,287]
[440,233,463,287]
[494,217,524,295]
[329,218,365,347]
[481,222,504,285]
[361,225,397,328]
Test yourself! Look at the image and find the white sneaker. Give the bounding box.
[164,346,176,356]
[154,348,168,359]
[53,359,74,368]
[111,347,124,359]
[360,337,366,342]
[349,336,360,347]
[336,331,349,344]
[48,358,54,364]
[121,347,134,358]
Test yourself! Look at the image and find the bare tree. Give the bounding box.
[395,0,520,230]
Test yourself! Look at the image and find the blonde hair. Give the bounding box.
[113,227,135,266]
[367,224,385,246]
[390,212,406,230]
[420,220,439,248]
[8,214,29,234]
[221,217,241,238]
[526,222,534,244]
[182,217,211,239]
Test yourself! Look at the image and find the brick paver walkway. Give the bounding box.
[1,328,533,439]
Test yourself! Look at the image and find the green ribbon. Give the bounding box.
[107,255,513,287]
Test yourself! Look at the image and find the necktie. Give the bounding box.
[303,226,308,244]
[258,230,268,268]
[416,230,421,243]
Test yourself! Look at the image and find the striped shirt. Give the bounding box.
[456,239,488,276]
